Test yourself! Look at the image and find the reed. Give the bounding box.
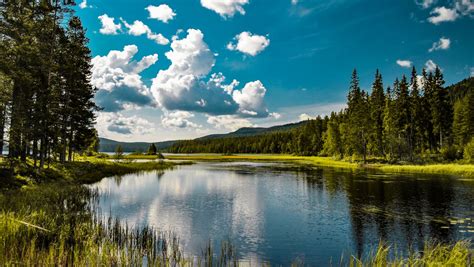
[347,241,472,266]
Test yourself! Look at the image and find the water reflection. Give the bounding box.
[90,162,474,265]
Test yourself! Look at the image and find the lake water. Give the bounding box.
[90,161,474,265]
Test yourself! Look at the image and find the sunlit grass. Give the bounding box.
[0,157,182,188]
[348,241,472,266]
[164,154,474,178]
[0,184,237,266]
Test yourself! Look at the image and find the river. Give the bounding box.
[89,161,474,265]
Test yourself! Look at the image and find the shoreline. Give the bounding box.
[0,158,184,190]
[157,154,474,178]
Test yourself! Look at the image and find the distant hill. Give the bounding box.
[197,121,309,140]
[99,121,308,152]
[99,138,177,152]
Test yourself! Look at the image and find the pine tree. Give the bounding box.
[148,143,157,155]
[453,88,474,147]
[430,67,451,149]
[115,145,124,159]
[394,76,411,159]
[409,67,423,157]
[369,69,385,156]
[346,69,371,162]
[383,85,397,160]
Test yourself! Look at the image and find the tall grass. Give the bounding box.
[347,241,472,266]
[0,183,239,266]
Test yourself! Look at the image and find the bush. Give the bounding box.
[464,138,474,163]
[441,146,461,161]
[95,153,110,159]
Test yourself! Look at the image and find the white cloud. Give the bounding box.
[97,113,154,136]
[428,37,451,52]
[207,115,253,131]
[121,19,169,45]
[425,59,439,72]
[161,111,201,129]
[470,67,474,77]
[416,0,435,9]
[150,29,271,118]
[426,1,474,24]
[98,14,121,35]
[146,4,176,23]
[227,32,270,56]
[396,59,413,68]
[92,45,158,112]
[291,0,299,5]
[428,6,458,24]
[79,0,89,9]
[455,0,474,16]
[299,113,317,121]
[200,0,249,18]
[232,80,268,116]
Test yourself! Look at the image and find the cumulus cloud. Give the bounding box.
[92,45,158,112]
[299,113,317,121]
[428,6,458,24]
[455,0,474,15]
[291,0,298,5]
[98,14,121,35]
[416,0,435,9]
[227,32,270,56]
[146,4,176,23]
[470,67,474,77]
[121,19,169,45]
[97,113,154,136]
[150,29,271,118]
[427,1,473,24]
[396,59,412,68]
[425,59,439,72]
[232,80,268,116]
[79,0,89,9]
[161,111,201,129]
[207,115,253,131]
[428,37,450,52]
[200,0,249,18]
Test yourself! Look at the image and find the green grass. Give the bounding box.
[0,157,184,189]
[0,183,237,266]
[165,154,474,178]
[348,241,472,266]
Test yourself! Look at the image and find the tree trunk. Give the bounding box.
[0,107,5,156]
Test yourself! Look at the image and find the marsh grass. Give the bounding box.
[0,184,238,266]
[165,154,474,178]
[347,241,472,266]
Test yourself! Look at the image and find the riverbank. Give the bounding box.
[0,158,182,189]
[161,154,474,177]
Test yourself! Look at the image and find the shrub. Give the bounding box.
[464,138,474,163]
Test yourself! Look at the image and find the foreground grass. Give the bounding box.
[0,208,471,265]
[348,241,472,266]
[0,201,234,266]
[164,154,474,177]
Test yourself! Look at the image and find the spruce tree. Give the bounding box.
[409,67,423,157]
[148,143,157,155]
[369,69,385,156]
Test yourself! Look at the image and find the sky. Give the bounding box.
[74,0,474,142]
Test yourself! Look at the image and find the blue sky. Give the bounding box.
[75,0,474,142]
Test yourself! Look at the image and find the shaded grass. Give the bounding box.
[0,158,185,189]
[165,154,474,178]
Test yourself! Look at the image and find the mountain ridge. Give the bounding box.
[99,120,308,152]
